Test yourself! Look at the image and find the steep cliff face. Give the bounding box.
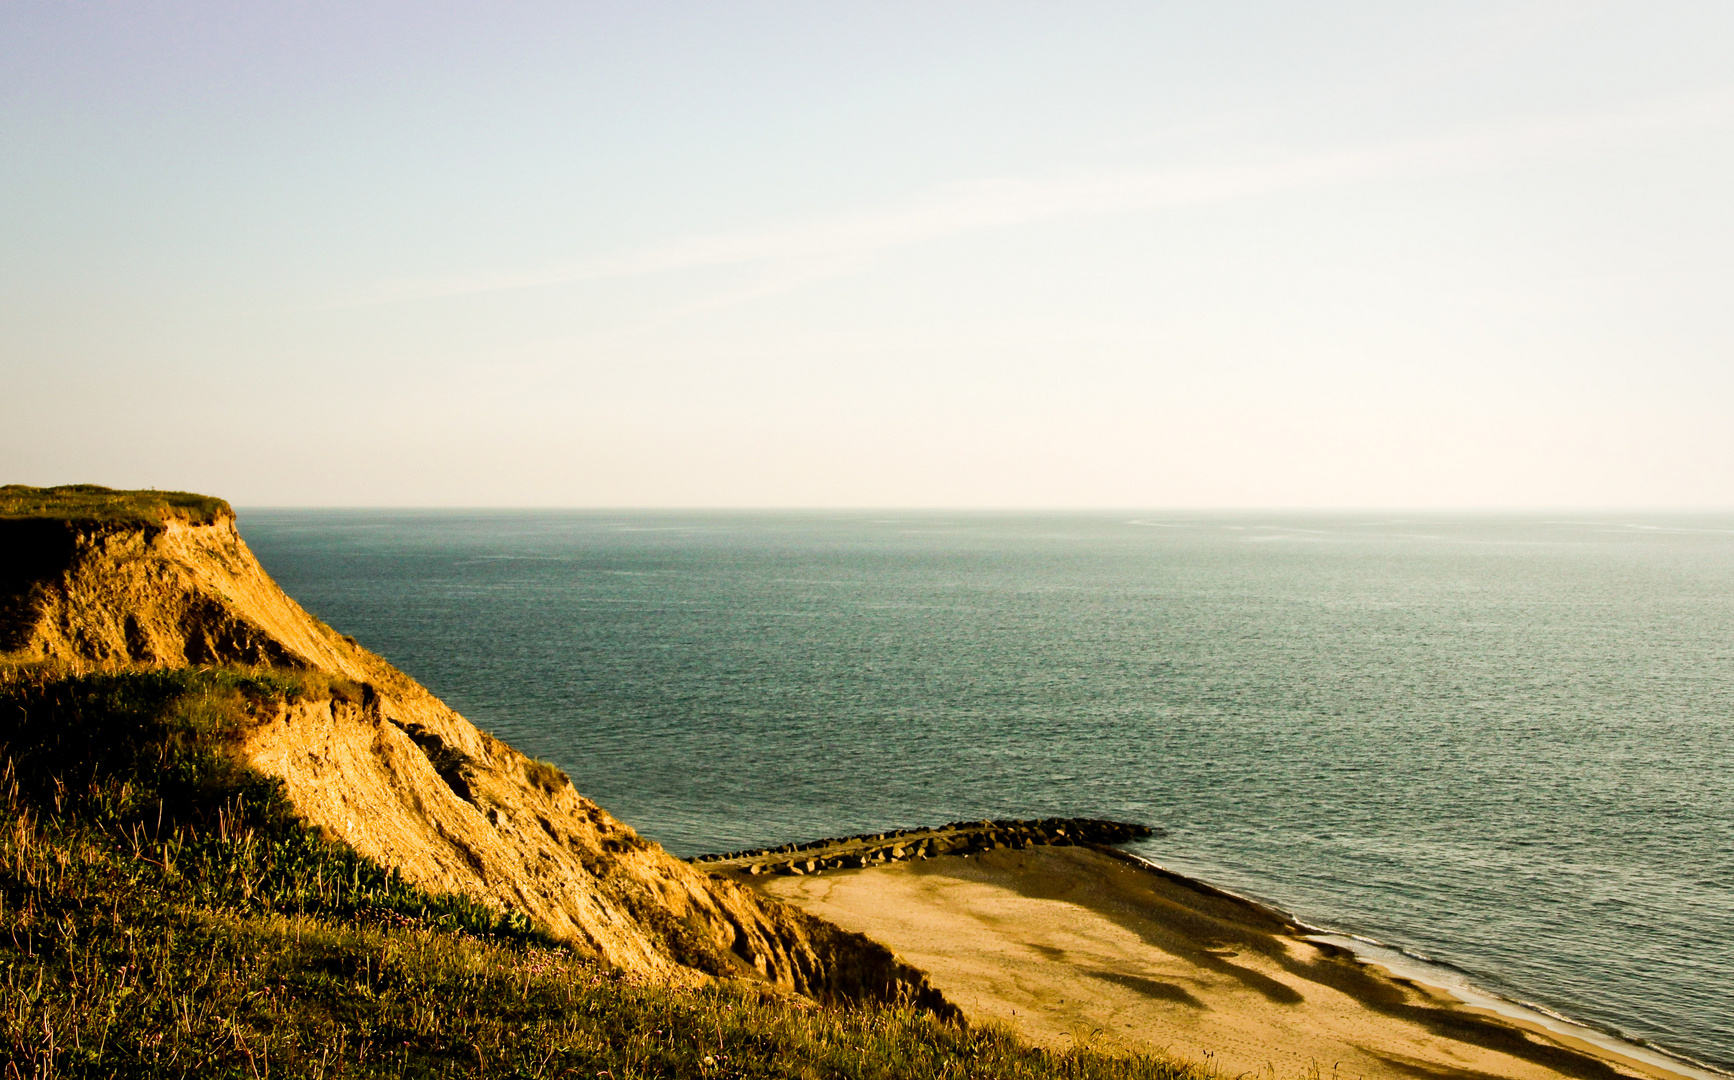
[2,512,354,672]
[0,486,951,1011]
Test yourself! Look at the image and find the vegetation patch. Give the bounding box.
[0,484,232,526]
[523,757,572,795]
[0,667,1211,1079]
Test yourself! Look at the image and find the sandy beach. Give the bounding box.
[752,845,1703,1080]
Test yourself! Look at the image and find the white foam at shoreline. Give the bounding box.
[1119,853,1731,1080]
[1304,932,1734,1080]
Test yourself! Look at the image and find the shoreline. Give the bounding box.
[1108,852,1732,1080]
[732,841,1725,1080]
[1299,933,1731,1080]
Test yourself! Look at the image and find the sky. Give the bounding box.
[3,2,1732,508]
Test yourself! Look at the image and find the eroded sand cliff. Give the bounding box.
[0,486,951,1012]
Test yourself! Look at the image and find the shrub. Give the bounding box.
[523,757,571,795]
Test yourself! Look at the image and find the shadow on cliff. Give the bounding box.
[0,484,952,1015]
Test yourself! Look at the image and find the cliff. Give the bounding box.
[0,484,952,1011]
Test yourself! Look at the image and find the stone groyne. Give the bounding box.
[690,818,1154,877]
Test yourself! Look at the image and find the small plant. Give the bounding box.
[523,757,571,795]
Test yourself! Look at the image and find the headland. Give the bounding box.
[4,484,1720,1080]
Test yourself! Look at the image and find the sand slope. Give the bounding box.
[760,846,1688,1080]
[0,497,951,1011]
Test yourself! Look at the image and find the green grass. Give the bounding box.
[0,484,231,526]
[0,668,1212,1079]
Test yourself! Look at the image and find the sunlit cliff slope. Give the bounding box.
[0,484,949,1010]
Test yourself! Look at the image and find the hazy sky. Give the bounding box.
[4,2,1732,507]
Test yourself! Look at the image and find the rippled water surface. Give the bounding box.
[240,511,1734,1070]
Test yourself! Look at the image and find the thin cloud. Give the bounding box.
[336,92,1734,309]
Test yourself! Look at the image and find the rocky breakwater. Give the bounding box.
[691,818,1154,878]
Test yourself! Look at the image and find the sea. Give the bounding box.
[238,510,1734,1074]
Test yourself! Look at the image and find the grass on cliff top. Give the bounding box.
[0,483,232,526]
[0,666,1213,1080]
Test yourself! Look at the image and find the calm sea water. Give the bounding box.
[239,511,1734,1071]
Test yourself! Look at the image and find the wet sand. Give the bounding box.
[753,845,1700,1080]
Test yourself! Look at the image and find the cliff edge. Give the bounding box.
[0,484,952,1012]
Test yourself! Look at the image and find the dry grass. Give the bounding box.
[0,669,1215,1079]
[0,484,231,526]
[523,758,572,795]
